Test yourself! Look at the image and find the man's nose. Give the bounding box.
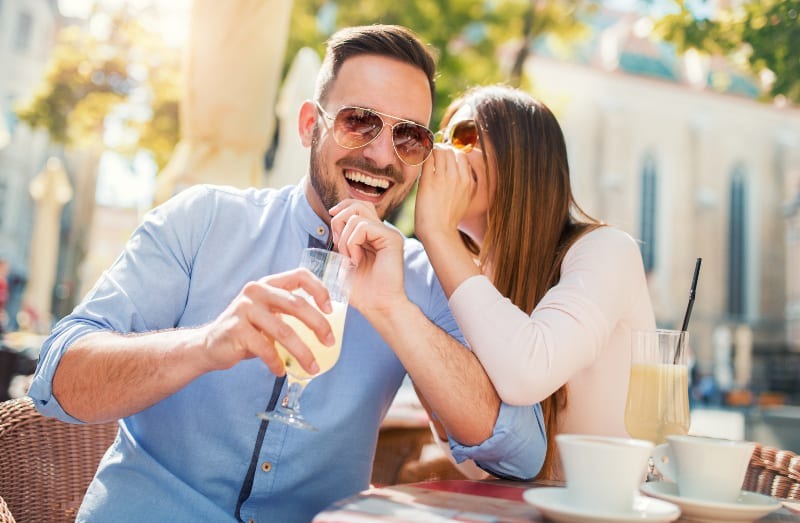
[361,125,398,168]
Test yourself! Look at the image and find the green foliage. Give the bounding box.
[655,0,800,103]
[15,6,180,168]
[285,0,595,127]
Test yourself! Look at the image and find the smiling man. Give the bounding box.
[28,25,546,522]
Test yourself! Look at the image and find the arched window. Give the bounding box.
[639,153,657,273]
[727,165,747,318]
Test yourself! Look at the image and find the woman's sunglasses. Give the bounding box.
[435,119,480,151]
[315,102,435,166]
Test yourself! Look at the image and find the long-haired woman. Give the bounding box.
[416,84,656,479]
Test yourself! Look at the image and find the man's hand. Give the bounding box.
[329,199,406,317]
[199,268,336,377]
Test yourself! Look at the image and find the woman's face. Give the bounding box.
[444,104,496,244]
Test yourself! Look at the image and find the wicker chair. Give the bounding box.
[743,443,800,500]
[0,495,14,523]
[0,397,118,523]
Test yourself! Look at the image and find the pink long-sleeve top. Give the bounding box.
[448,226,656,438]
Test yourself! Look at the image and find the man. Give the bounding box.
[29,25,545,522]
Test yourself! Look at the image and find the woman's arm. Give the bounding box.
[448,228,647,405]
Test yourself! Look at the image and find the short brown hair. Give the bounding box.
[315,25,436,105]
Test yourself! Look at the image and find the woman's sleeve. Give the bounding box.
[448,228,646,405]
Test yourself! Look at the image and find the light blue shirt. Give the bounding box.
[29,183,546,523]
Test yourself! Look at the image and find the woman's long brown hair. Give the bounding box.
[440,85,603,479]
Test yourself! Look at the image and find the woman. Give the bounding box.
[415,85,656,479]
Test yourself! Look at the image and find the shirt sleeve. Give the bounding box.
[448,402,546,480]
[448,227,646,406]
[27,186,214,422]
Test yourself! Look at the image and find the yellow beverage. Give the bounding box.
[625,363,690,444]
[275,298,348,380]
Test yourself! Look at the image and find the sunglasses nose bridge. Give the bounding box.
[360,118,400,166]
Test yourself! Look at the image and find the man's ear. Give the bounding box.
[298,100,317,147]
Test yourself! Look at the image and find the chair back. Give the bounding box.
[0,397,118,523]
[743,443,800,500]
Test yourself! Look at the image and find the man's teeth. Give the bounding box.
[345,171,390,189]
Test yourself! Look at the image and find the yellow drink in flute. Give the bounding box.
[275,298,348,380]
[625,363,690,444]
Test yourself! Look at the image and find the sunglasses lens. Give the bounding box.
[328,106,433,165]
[393,123,434,165]
[450,120,479,150]
[334,107,383,148]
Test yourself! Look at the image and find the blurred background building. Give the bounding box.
[0,0,61,332]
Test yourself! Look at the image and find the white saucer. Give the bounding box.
[523,487,680,523]
[640,481,783,522]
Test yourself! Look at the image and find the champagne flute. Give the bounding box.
[625,329,691,479]
[257,248,355,431]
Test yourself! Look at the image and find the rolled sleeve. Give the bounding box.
[448,402,546,480]
[28,322,101,423]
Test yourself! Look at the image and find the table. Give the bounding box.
[313,479,800,522]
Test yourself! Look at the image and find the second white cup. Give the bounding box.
[652,435,756,503]
[557,434,654,513]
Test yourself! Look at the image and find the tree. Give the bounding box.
[654,0,800,104]
[15,6,180,169]
[285,0,596,126]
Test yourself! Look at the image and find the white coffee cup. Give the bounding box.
[557,434,654,513]
[652,435,756,503]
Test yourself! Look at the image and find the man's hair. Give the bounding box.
[314,24,436,104]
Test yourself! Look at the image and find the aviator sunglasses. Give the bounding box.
[435,119,480,151]
[314,102,435,166]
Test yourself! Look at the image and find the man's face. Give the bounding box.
[302,54,433,221]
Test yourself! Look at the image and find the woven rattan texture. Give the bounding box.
[0,494,14,523]
[743,443,800,500]
[0,397,118,523]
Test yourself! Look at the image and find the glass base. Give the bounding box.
[257,408,318,432]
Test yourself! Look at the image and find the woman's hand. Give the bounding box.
[415,144,476,244]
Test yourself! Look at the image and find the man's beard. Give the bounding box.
[308,126,341,213]
[308,126,411,220]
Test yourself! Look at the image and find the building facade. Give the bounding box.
[524,19,800,399]
[0,0,60,330]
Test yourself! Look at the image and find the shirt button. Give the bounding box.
[248,520,255,523]
[261,461,272,472]
[316,225,326,236]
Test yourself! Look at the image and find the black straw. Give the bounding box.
[675,257,702,363]
[681,258,702,332]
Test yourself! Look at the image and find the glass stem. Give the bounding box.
[283,376,309,415]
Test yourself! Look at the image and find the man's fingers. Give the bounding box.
[330,199,378,252]
[248,307,323,376]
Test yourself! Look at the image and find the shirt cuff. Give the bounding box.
[448,402,546,480]
[27,323,97,423]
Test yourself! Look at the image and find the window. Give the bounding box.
[14,11,32,52]
[639,153,658,273]
[727,165,747,318]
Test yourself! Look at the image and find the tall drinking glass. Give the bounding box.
[625,329,691,479]
[257,248,354,431]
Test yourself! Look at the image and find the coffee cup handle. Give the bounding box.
[651,443,677,481]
